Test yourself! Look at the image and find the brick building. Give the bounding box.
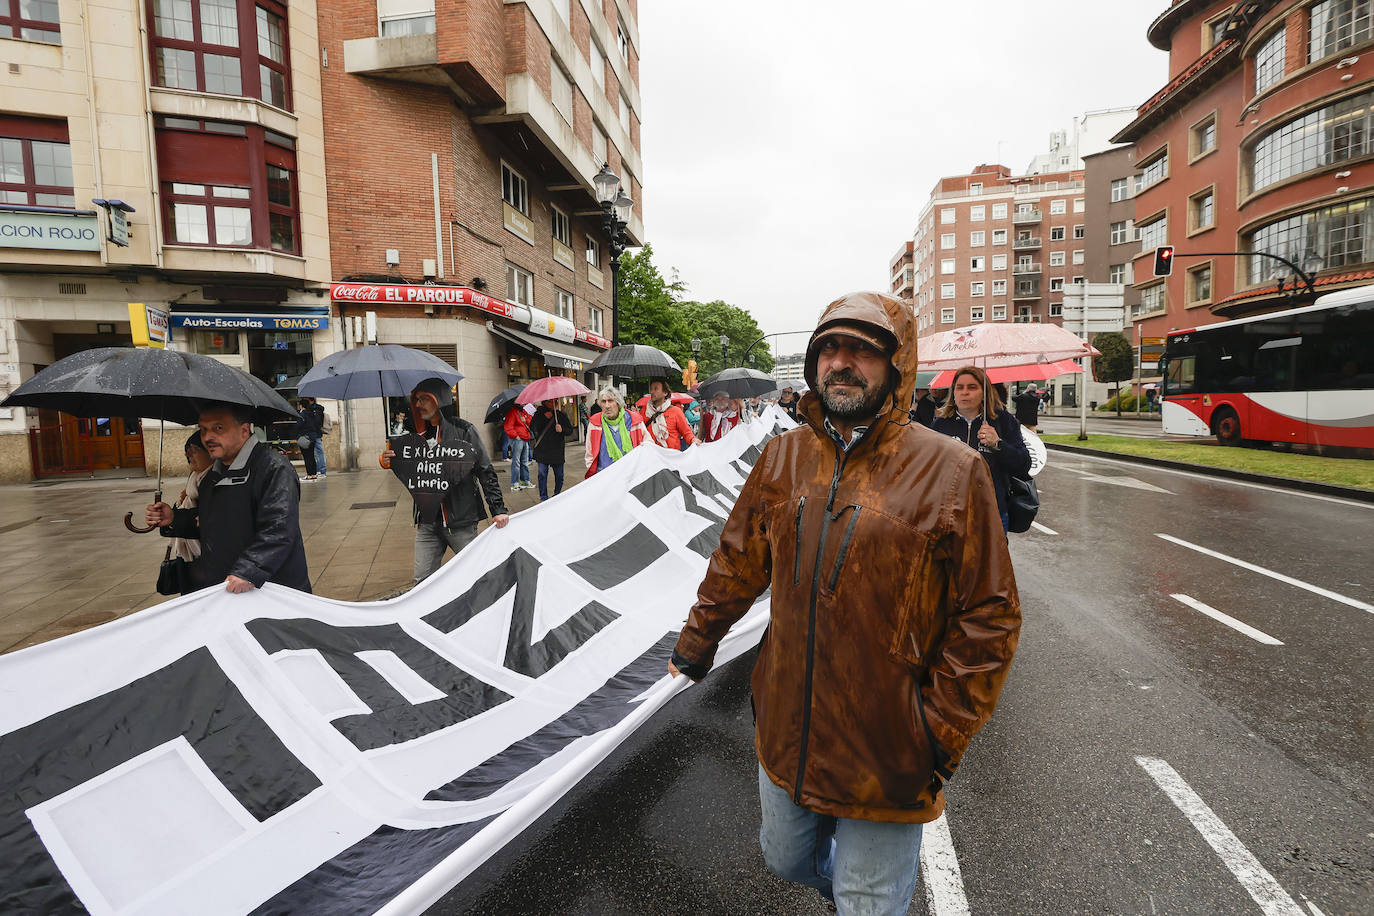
[321,0,643,461]
[1112,0,1374,346]
[0,0,335,482]
[889,241,914,299]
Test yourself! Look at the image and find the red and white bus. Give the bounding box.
[1160,284,1374,451]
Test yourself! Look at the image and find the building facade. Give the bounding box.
[1,0,333,482]
[321,0,641,462]
[889,240,914,299]
[1114,0,1374,345]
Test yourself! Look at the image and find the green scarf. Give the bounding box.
[600,408,632,462]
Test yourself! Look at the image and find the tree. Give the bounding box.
[1091,331,1135,417]
[679,300,776,377]
[615,244,692,367]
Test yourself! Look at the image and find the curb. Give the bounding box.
[1044,443,1374,504]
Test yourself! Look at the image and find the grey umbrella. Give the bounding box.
[697,367,778,400]
[1,346,298,530]
[296,344,463,400]
[587,344,682,379]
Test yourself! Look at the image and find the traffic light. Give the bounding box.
[1153,245,1175,277]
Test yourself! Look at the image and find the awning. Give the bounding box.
[486,321,602,372]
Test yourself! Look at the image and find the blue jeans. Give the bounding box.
[499,429,511,460]
[758,765,923,915]
[312,437,327,475]
[536,461,564,501]
[509,438,531,485]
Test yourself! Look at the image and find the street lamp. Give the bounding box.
[593,162,633,346]
[720,334,730,369]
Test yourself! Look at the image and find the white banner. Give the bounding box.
[0,410,795,915]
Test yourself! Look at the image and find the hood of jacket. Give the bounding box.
[800,291,919,432]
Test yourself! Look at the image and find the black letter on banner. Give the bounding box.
[631,469,728,558]
[247,619,513,752]
[423,548,618,678]
[568,523,670,590]
[0,648,320,914]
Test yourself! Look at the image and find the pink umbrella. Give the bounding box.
[516,376,590,403]
[917,323,1100,371]
[930,359,1083,388]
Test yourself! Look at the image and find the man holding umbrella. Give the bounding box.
[145,403,311,594]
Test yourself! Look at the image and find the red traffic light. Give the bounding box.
[1153,245,1175,277]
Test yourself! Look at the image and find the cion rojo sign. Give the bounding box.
[0,210,101,251]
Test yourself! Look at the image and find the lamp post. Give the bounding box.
[593,163,633,346]
[720,334,730,370]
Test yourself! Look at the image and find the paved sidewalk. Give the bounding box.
[0,441,587,654]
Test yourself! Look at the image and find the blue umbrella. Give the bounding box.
[297,345,463,400]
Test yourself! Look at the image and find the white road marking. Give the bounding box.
[1171,594,1284,646]
[1044,450,1373,510]
[1135,756,1305,916]
[920,813,970,916]
[1074,472,1174,494]
[1030,521,1058,535]
[1157,534,1374,615]
[1301,894,1329,916]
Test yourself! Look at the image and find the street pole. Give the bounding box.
[609,254,620,347]
[1135,321,1142,419]
[1079,290,1089,441]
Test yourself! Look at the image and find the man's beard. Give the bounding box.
[819,368,891,420]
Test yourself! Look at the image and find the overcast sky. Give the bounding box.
[637,0,1170,350]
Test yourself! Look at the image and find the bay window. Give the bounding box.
[0,117,73,207]
[1,0,61,43]
[148,0,291,109]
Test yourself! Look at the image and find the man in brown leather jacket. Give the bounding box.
[670,291,1021,913]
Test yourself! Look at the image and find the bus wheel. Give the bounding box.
[1214,408,1242,446]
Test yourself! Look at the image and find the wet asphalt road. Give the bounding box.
[433,452,1374,915]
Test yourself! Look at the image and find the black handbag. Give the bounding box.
[156,544,191,595]
[1006,476,1039,534]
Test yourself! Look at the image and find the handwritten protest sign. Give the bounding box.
[387,432,477,522]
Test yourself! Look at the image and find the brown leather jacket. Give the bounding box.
[673,292,1021,824]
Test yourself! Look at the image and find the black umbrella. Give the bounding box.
[588,344,682,379]
[484,384,528,423]
[697,367,778,401]
[1,347,297,531]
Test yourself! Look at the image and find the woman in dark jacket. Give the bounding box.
[928,365,1031,532]
[529,399,573,501]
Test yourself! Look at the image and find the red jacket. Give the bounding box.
[503,406,532,440]
[642,401,696,451]
[583,409,647,477]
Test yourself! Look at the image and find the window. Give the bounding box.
[589,305,603,335]
[991,254,1007,270]
[970,205,985,222]
[1191,114,1217,159]
[992,229,1007,245]
[1139,148,1169,190]
[155,117,298,252]
[506,262,534,307]
[970,231,985,246]
[1137,213,1168,251]
[941,208,956,224]
[1072,250,1085,265]
[0,118,73,207]
[970,256,984,272]
[1050,226,1066,241]
[1110,178,1130,202]
[555,287,574,319]
[1110,220,1131,245]
[1050,302,1063,317]
[380,14,434,35]
[970,282,985,297]
[616,17,629,58]
[941,232,955,249]
[149,0,292,108]
[992,279,1007,296]
[1073,276,1084,285]
[1244,196,1372,283]
[551,206,571,246]
[941,307,956,323]
[589,39,605,91]
[969,182,983,195]
[1134,283,1165,319]
[940,283,955,299]
[941,258,955,274]
[992,203,1008,220]
[1050,251,1066,267]
[551,65,573,125]
[1309,0,1372,63]
[971,306,985,321]
[1206,10,1231,48]
[1050,199,1067,215]
[618,94,630,133]
[1050,277,1065,292]
[593,127,608,168]
[1109,263,1126,284]
[1190,188,1215,231]
[501,162,528,215]
[1073,198,1085,213]
[1073,225,1085,239]
[1188,264,1213,304]
[585,235,600,267]
[2,0,60,42]
[1253,26,1286,93]
[1249,89,1374,192]
[992,305,1007,320]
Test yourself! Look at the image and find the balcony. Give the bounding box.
[1013,280,1042,299]
[1012,314,1044,323]
[1012,209,1043,224]
[1013,261,1041,274]
[1013,236,1042,250]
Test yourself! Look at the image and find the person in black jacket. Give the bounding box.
[145,402,311,593]
[911,386,937,427]
[529,398,573,501]
[928,366,1031,533]
[294,397,322,480]
[381,377,509,584]
[1012,386,1041,431]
